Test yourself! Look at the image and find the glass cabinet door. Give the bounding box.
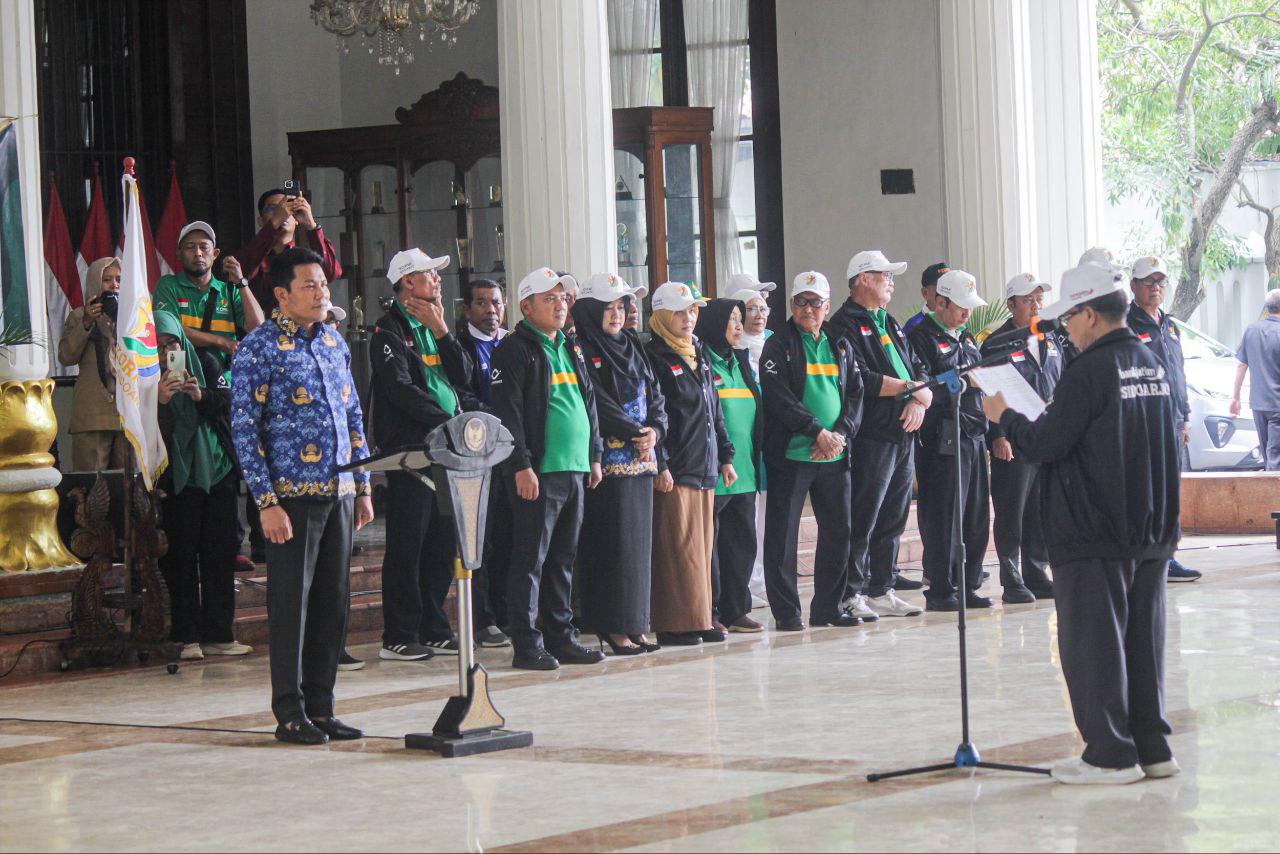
[406,160,458,309]
[614,146,650,298]
[463,155,505,315]
[662,143,704,295]
[304,166,352,316]
[356,163,399,312]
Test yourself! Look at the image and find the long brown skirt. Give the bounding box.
[650,484,715,633]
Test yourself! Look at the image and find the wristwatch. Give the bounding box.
[236,280,250,289]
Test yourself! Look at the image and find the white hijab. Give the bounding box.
[730,288,771,375]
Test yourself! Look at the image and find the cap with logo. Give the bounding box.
[790,270,831,302]
[1078,246,1126,278]
[1131,256,1168,281]
[326,304,347,323]
[1005,272,1051,300]
[651,281,708,312]
[728,288,769,306]
[556,272,580,298]
[847,249,909,280]
[921,261,950,289]
[178,221,216,247]
[517,266,578,302]
[387,248,450,286]
[935,269,987,310]
[578,272,648,302]
[726,272,777,294]
[1039,263,1130,320]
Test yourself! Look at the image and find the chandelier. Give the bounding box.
[310,0,480,74]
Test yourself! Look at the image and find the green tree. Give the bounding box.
[1099,0,1280,318]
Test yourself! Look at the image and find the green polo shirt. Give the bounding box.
[525,321,590,474]
[395,301,460,418]
[708,348,756,495]
[871,307,911,381]
[153,273,244,380]
[785,331,846,463]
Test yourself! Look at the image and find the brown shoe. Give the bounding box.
[711,620,728,633]
[729,616,763,633]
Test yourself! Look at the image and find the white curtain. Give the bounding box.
[607,0,660,108]
[684,0,748,285]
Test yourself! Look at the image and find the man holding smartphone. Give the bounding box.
[234,184,343,313]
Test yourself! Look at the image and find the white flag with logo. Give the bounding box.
[110,172,168,488]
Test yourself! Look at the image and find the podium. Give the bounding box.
[346,413,533,757]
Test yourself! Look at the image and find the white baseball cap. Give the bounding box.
[1078,246,1125,277]
[178,221,216,246]
[388,248,450,286]
[728,288,769,305]
[651,281,707,312]
[517,266,577,302]
[726,272,777,294]
[789,271,831,302]
[1131,256,1168,280]
[326,304,347,322]
[557,273,580,298]
[1039,263,1130,320]
[578,272,648,302]
[936,269,987,310]
[847,249,908,280]
[1005,272,1051,300]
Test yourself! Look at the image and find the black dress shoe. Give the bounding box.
[1001,586,1036,604]
[656,631,703,646]
[925,596,959,612]
[512,647,560,670]
[893,575,925,591]
[1027,585,1054,599]
[275,718,328,745]
[698,628,728,643]
[966,592,993,608]
[811,610,864,628]
[311,716,364,741]
[773,619,806,632]
[547,641,605,665]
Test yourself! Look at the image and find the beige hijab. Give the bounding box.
[650,308,699,371]
[85,256,122,399]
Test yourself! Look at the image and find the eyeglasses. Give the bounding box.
[792,296,828,309]
[745,305,770,316]
[1060,307,1084,323]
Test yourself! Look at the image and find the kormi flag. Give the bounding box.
[44,177,82,376]
[111,170,167,488]
[0,118,32,338]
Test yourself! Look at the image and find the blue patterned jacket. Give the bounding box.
[231,309,371,508]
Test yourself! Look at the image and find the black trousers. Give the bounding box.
[1254,409,1280,471]
[482,473,514,626]
[266,498,352,725]
[1054,556,1172,769]
[712,492,757,625]
[160,473,239,644]
[763,459,851,623]
[507,471,584,652]
[989,457,1051,589]
[846,435,914,599]
[381,471,456,645]
[916,437,989,602]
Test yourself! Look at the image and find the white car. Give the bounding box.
[1174,319,1264,471]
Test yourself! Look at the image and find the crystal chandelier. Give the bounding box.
[310,0,480,74]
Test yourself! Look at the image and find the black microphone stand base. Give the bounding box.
[407,728,534,758]
[405,663,533,757]
[866,742,1050,782]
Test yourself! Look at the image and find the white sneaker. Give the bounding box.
[868,591,923,617]
[202,641,253,656]
[179,643,204,661]
[841,594,880,621]
[750,594,768,611]
[1142,758,1180,778]
[1051,757,1144,785]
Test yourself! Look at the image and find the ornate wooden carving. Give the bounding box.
[66,476,119,646]
[129,478,170,645]
[396,72,499,126]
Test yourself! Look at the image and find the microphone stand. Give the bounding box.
[866,341,1049,782]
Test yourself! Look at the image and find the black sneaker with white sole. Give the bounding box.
[338,650,365,671]
[379,642,435,661]
[424,638,461,656]
[476,626,512,648]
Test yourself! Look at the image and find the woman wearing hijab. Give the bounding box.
[696,299,763,633]
[58,257,130,471]
[571,274,667,655]
[155,311,250,662]
[644,282,737,646]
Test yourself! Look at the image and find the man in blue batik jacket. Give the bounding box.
[231,247,374,746]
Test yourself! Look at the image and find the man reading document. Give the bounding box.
[982,263,1181,785]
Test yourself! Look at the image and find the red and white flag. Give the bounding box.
[76,166,114,287]
[154,165,187,277]
[116,180,161,292]
[43,178,82,376]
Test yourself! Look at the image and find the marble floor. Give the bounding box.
[1,537,1277,852]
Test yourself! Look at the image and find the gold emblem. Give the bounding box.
[277,335,295,351]
[255,383,269,403]
[292,386,314,405]
[323,333,336,346]
[300,443,322,463]
[257,444,266,458]
[464,416,486,452]
[350,430,364,449]
[342,384,352,403]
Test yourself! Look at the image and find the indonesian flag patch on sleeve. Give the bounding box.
[670,364,684,377]
[1138,332,1152,343]
[1011,351,1026,362]
[177,298,189,309]
[938,341,952,354]
[591,356,602,368]
[860,326,873,336]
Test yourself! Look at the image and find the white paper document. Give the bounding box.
[968,364,1047,420]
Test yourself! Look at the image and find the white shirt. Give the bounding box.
[467,323,507,342]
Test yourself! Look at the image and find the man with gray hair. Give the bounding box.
[1231,288,1280,470]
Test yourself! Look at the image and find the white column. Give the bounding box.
[0,0,49,380]
[939,0,1039,304]
[497,0,616,305]
[1028,0,1104,285]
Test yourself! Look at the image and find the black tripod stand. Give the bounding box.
[867,357,1049,782]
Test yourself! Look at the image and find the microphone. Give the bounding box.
[983,316,1059,350]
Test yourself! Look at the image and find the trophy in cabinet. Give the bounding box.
[617,222,631,266]
[493,223,505,273]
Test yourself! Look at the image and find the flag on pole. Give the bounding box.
[155,164,187,277]
[0,118,32,339]
[117,183,160,293]
[43,177,82,376]
[111,165,167,488]
[76,165,113,287]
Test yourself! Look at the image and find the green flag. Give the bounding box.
[0,118,32,338]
